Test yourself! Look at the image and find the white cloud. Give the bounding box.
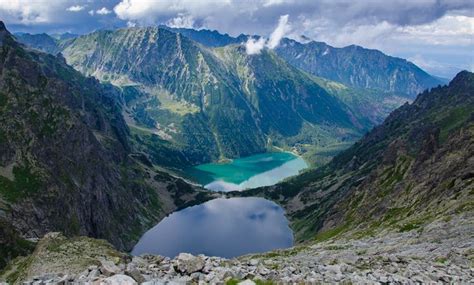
[292,13,473,78]
[66,5,85,12]
[114,0,233,25]
[262,0,289,7]
[166,13,194,28]
[408,54,465,78]
[0,0,68,24]
[245,37,266,55]
[245,15,291,55]
[0,0,470,77]
[296,13,474,51]
[398,15,474,46]
[96,7,112,15]
[267,14,290,49]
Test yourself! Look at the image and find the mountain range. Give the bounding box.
[1,20,471,278]
[14,27,442,167]
[164,27,447,96]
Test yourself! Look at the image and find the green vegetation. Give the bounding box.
[2,256,33,284]
[378,155,412,197]
[0,92,7,107]
[4,23,474,278]
[0,223,35,271]
[438,106,472,143]
[247,71,474,246]
[398,223,422,232]
[1,233,126,283]
[0,165,43,202]
[57,27,384,166]
[314,224,350,242]
[434,256,448,264]
[225,279,239,285]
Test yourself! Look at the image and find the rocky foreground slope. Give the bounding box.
[1,212,472,284]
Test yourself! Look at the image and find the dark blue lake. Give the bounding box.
[131,197,294,258]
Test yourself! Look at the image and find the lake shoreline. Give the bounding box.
[132,197,294,258]
[183,152,309,192]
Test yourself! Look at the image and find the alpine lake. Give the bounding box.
[132,152,308,258]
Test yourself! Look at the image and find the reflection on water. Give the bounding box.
[205,157,307,191]
[131,197,293,258]
[184,152,308,192]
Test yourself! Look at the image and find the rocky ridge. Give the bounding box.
[134,26,445,97]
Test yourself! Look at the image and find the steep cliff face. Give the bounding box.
[0,22,211,268]
[247,71,473,241]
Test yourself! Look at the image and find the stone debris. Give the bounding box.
[13,215,474,284]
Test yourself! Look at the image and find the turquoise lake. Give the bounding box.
[184,152,308,192]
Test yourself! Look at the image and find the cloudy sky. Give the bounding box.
[1,0,472,78]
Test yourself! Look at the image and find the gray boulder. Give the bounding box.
[101,260,121,276]
[102,274,137,285]
[174,253,205,274]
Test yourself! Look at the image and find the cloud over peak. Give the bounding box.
[245,14,291,55]
[245,37,267,55]
[267,14,290,49]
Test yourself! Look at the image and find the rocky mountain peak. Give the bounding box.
[450,70,474,86]
[0,21,13,46]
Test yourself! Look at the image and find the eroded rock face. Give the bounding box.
[275,38,444,97]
